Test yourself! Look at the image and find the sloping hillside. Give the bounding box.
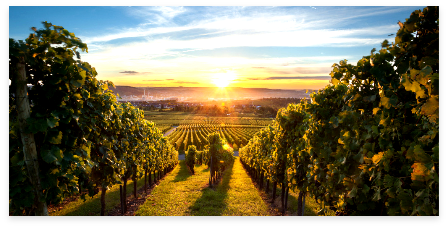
[109,86,143,97]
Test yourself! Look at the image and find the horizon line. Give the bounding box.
[110,85,320,90]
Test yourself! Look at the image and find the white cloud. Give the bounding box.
[127,6,187,25]
[79,6,411,81]
[81,7,402,46]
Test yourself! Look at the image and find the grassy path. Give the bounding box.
[163,126,178,137]
[49,158,332,216]
[135,158,271,216]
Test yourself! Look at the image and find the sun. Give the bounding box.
[212,71,237,88]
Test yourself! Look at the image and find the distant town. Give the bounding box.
[109,86,314,117]
[110,86,313,102]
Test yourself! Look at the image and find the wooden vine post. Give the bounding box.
[15,59,48,216]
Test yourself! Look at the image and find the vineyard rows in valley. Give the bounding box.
[145,113,273,127]
[166,124,264,152]
[145,113,273,152]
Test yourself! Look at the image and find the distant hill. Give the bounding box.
[109,86,313,101]
[108,86,143,97]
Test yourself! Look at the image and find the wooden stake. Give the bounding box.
[15,60,48,216]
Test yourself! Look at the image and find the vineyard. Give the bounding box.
[9,23,179,216]
[240,7,438,216]
[167,124,264,152]
[7,21,249,215]
[144,112,273,152]
[8,6,438,217]
[144,111,273,127]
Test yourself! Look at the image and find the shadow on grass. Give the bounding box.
[172,160,191,182]
[269,187,319,216]
[57,177,145,216]
[172,161,206,183]
[187,162,234,216]
[285,192,318,216]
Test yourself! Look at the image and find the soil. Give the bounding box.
[108,183,154,216]
[261,190,288,216]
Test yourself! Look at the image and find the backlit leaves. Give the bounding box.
[420,97,438,121]
[239,6,438,216]
[9,22,179,215]
[372,152,384,166]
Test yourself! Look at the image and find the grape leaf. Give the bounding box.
[47,118,59,128]
[421,96,438,118]
[49,131,63,144]
[372,152,384,165]
[380,96,391,108]
[402,77,422,93]
[373,108,381,115]
[41,148,58,163]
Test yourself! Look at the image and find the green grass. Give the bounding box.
[285,188,336,216]
[267,186,335,216]
[144,111,199,123]
[237,162,336,216]
[50,159,334,216]
[50,172,155,216]
[135,158,270,216]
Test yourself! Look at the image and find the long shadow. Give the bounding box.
[241,162,320,216]
[172,161,204,182]
[187,161,234,216]
[285,191,318,216]
[58,177,146,216]
[172,160,191,182]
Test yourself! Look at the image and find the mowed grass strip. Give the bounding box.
[135,158,271,216]
[135,160,210,216]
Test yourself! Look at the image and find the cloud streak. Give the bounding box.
[119,71,154,75]
[119,71,138,74]
[236,76,331,81]
[175,81,199,84]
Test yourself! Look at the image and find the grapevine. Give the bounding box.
[240,6,438,216]
[9,22,178,215]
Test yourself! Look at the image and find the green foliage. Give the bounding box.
[240,6,438,216]
[185,145,198,174]
[206,132,235,173]
[9,22,178,215]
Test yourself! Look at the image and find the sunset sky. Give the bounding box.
[9,5,425,90]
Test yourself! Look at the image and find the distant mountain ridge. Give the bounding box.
[109,86,312,101]
[108,86,143,97]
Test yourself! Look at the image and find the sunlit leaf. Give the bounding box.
[49,131,63,144]
[372,152,384,165]
[373,108,381,115]
[421,96,438,118]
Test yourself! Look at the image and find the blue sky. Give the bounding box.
[9,5,427,89]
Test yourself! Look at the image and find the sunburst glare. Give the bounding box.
[211,71,237,88]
